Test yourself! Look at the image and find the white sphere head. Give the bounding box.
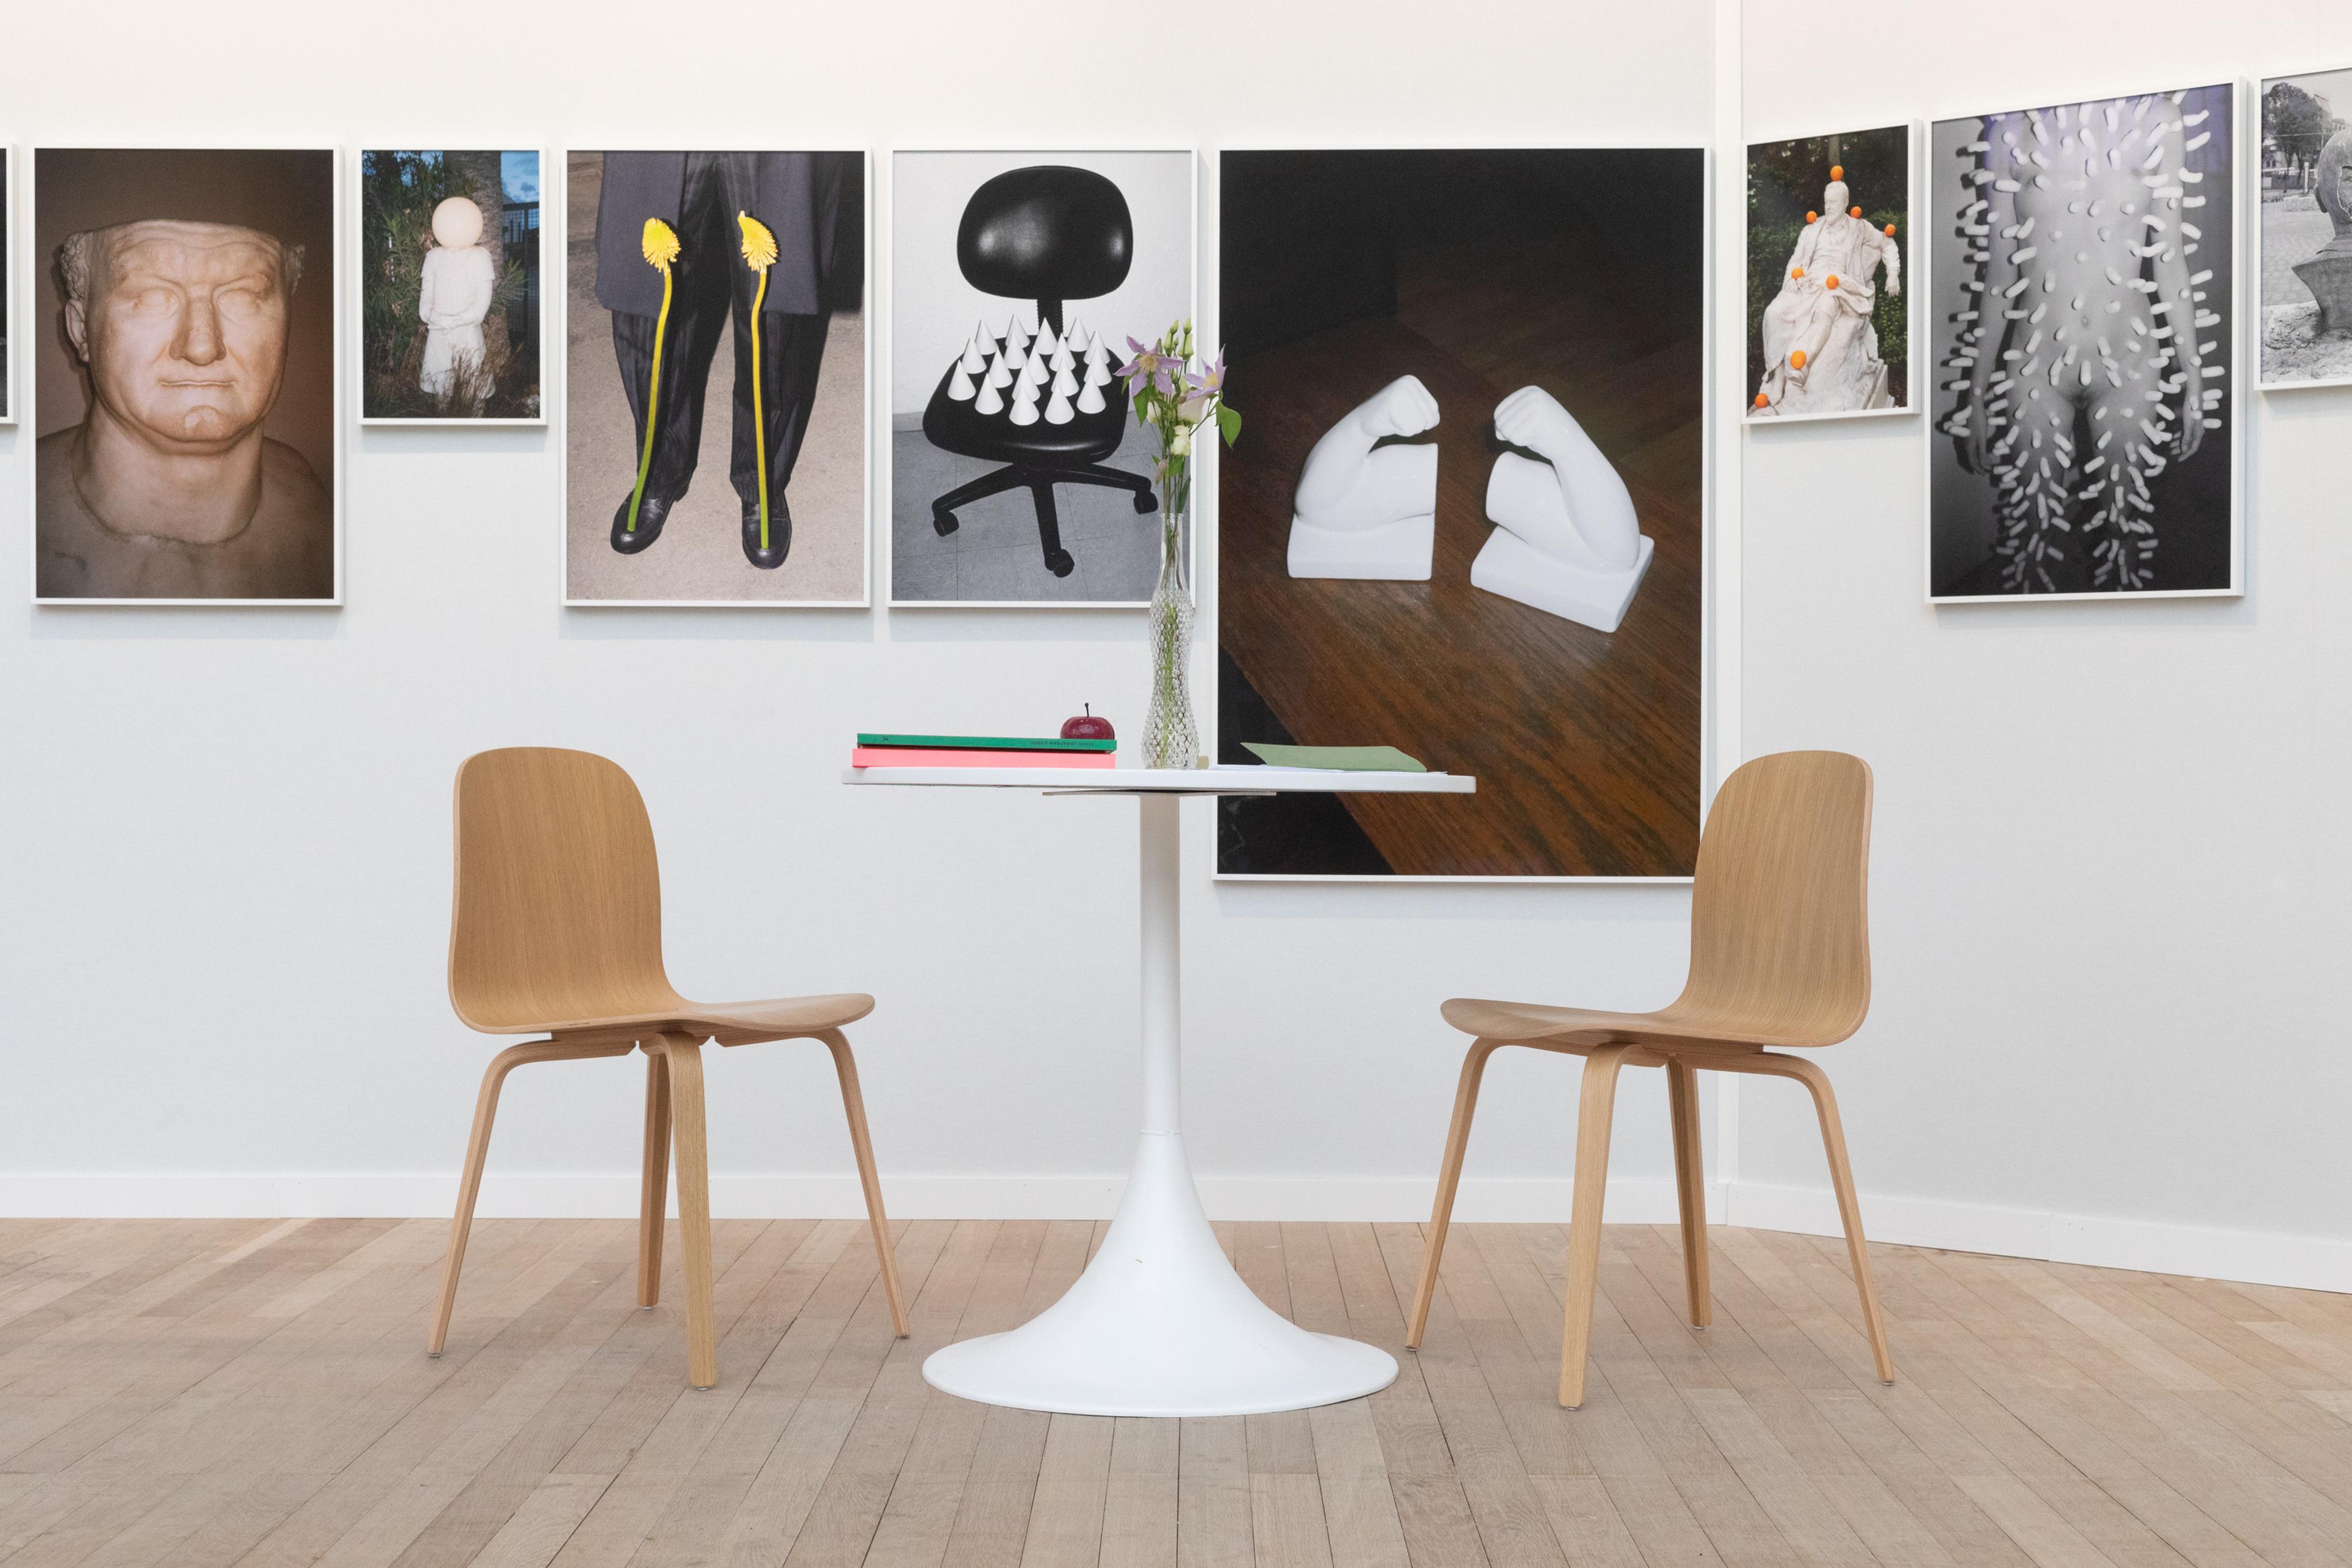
[431,196,485,249]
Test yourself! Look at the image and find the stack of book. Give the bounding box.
[850,732,1116,769]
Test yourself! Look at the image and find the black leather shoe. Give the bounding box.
[611,494,673,554]
[742,494,792,569]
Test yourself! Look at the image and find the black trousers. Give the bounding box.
[610,153,833,508]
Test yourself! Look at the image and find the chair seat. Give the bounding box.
[485,992,877,1042]
[1440,995,1795,1052]
[921,350,1127,466]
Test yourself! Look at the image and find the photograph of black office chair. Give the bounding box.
[919,166,1158,579]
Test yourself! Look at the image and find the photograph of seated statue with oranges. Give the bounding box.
[1746,124,1913,423]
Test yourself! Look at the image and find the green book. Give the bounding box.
[1238,743,1427,773]
[857,732,1117,753]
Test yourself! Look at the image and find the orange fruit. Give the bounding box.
[1884,223,1898,236]
[1850,205,1862,218]
[1792,266,1804,279]
[1755,392,1770,408]
[1825,274,1839,290]
[1790,349,1807,369]
[1806,210,1819,223]
[1830,164,1844,180]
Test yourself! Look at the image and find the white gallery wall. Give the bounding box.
[1736,0,2352,1289]
[0,0,1718,1228]
[6,0,2343,1298]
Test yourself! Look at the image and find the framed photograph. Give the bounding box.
[2,145,14,425]
[31,146,341,605]
[562,148,870,607]
[1214,146,1706,881]
[2257,66,2352,391]
[1746,124,1915,422]
[358,149,545,424]
[888,148,1195,608]
[1928,85,2239,601]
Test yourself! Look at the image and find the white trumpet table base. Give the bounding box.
[1471,527,1654,634]
[1285,513,1435,581]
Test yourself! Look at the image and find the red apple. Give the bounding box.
[1061,705,1115,741]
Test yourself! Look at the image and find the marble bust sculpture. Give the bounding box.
[36,220,331,600]
[420,195,496,403]
[2294,129,2352,335]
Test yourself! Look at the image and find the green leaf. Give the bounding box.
[1217,404,1242,447]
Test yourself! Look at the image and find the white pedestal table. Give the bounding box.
[841,764,1476,1417]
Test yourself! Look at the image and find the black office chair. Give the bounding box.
[921,166,1158,579]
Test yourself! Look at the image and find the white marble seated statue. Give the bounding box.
[1286,374,1440,579]
[1754,172,1899,417]
[1474,385,1653,634]
[419,196,496,404]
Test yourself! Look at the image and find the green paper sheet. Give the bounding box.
[1238,743,1427,773]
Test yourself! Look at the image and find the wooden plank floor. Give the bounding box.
[3,1218,2350,1566]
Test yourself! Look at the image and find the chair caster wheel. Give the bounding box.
[933,510,959,537]
[1134,490,1158,514]
[1045,549,1075,578]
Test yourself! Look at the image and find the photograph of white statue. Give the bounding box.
[360,151,541,424]
[1746,126,1912,421]
[1928,86,2238,601]
[2260,67,2352,390]
[32,148,337,604]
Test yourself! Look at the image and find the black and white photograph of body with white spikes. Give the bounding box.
[1928,85,2239,601]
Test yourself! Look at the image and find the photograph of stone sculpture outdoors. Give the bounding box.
[1746,124,1910,420]
[2260,66,2352,388]
[1216,148,1703,879]
[565,151,869,605]
[32,147,337,603]
[1929,86,2237,600]
[360,151,541,423]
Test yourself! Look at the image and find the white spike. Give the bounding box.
[1033,319,1061,358]
[1052,365,1079,398]
[1004,336,1028,372]
[1009,383,1041,426]
[1050,341,1076,374]
[975,377,1005,416]
[985,352,1013,390]
[948,361,978,401]
[1044,385,1075,424]
[958,335,989,374]
[1077,379,1107,415]
[1021,352,1050,387]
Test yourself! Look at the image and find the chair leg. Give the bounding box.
[1028,480,1072,576]
[820,1029,910,1338]
[1560,1044,1634,1408]
[1773,1054,1893,1384]
[638,1048,671,1310]
[428,1038,632,1357]
[655,1032,719,1390]
[1665,1057,1712,1329]
[1407,1039,1501,1349]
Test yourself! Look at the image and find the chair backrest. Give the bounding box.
[1676,750,1873,1046]
[957,165,1133,315]
[448,748,676,1032]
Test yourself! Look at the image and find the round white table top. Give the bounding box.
[842,764,1476,794]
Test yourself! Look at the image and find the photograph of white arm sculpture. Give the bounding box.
[1285,373,1440,579]
[1474,385,1652,633]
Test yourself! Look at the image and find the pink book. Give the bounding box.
[851,746,1114,769]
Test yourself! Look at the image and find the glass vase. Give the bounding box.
[1141,462,1199,770]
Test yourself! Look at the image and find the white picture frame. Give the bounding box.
[353,146,551,429]
[1741,120,1921,428]
[2252,65,2352,394]
[1923,82,2244,605]
[557,146,873,609]
[28,143,344,608]
[884,145,1200,611]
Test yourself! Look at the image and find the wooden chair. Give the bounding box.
[428,747,909,1389]
[1406,750,1893,1408]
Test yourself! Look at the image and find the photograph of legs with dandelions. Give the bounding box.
[361,151,541,423]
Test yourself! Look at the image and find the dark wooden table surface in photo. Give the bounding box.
[1218,287,1702,878]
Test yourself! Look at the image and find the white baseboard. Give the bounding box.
[3,1172,2342,1294]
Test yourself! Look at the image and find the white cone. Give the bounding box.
[1034,320,1061,358]
[1050,341,1076,374]
[1010,386,1041,426]
[1045,385,1075,424]
[1063,315,1085,349]
[1077,380,1107,415]
[1053,365,1079,398]
[1005,337,1028,372]
[959,334,989,374]
[1022,352,1051,388]
[1084,356,1113,390]
[1005,315,1030,352]
[975,377,1005,416]
[985,351,1013,390]
[949,362,978,400]
[1084,333,1111,371]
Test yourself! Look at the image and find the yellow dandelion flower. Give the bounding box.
[625,219,684,534]
[736,212,777,270]
[641,217,680,271]
[739,212,779,553]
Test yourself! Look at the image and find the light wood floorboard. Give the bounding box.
[0,1221,2346,1566]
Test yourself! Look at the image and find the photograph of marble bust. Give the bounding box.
[33,148,336,604]
[1929,86,2237,600]
[888,150,1193,606]
[2259,67,2352,390]
[565,150,868,605]
[360,150,541,423]
[1746,126,1912,421]
[1216,148,1705,880]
